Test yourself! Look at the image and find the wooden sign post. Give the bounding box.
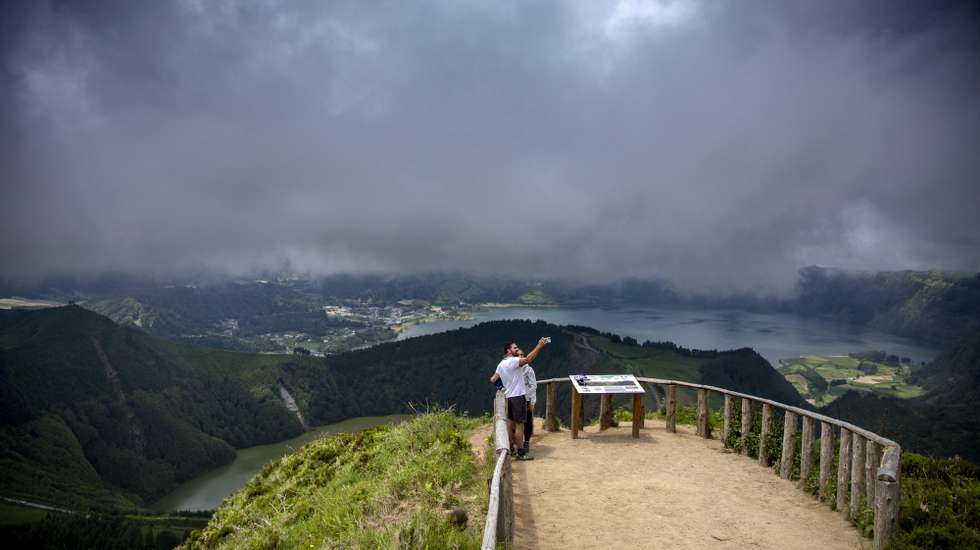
[568,374,646,439]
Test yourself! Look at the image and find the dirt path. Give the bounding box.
[512,419,867,550]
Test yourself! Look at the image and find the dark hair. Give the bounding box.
[503,342,517,356]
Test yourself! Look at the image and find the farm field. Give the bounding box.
[778,353,925,406]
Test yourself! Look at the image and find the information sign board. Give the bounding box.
[568,374,645,394]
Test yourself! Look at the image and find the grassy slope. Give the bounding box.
[182,412,486,550]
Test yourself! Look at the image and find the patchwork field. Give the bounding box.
[778,354,924,406]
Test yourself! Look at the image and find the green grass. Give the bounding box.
[181,411,487,550]
[0,503,48,525]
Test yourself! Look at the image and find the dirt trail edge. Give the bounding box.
[512,419,867,550]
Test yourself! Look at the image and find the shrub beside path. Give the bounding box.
[512,419,867,550]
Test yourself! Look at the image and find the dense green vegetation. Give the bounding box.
[779,354,923,406]
[822,329,980,463]
[889,453,980,549]
[182,411,486,549]
[0,502,48,525]
[0,510,207,550]
[0,306,311,508]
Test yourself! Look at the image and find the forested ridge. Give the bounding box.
[0,306,804,512]
[0,306,310,508]
[790,267,980,348]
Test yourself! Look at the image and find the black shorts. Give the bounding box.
[506,395,528,423]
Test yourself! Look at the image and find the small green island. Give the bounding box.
[778,352,925,406]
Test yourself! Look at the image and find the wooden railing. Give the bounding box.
[537,376,902,550]
[481,391,513,549]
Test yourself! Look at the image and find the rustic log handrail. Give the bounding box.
[481,391,512,549]
[535,375,902,550]
[539,376,899,448]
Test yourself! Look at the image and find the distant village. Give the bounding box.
[265,300,471,356]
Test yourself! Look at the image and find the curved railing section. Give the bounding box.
[481,391,513,549]
[534,376,901,550]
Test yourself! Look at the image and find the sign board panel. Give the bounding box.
[569,374,645,394]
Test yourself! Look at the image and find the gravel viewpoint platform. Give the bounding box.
[510,419,867,550]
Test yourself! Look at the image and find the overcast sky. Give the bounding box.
[2,0,979,293]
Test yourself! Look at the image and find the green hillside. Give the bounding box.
[80,281,361,352]
[0,306,313,508]
[182,412,486,549]
[0,307,803,513]
[792,267,980,347]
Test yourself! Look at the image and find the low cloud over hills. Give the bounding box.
[2,1,979,293]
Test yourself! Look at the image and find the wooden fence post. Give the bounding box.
[545,382,558,432]
[850,435,866,518]
[666,384,677,433]
[599,394,613,431]
[697,389,711,439]
[632,394,643,438]
[740,398,752,456]
[873,446,901,550]
[758,404,773,466]
[571,387,581,439]
[780,411,797,479]
[636,389,644,430]
[799,416,815,489]
[820,422,835,500]
[496,453,513,545]
[865,441,880,509]
[836,429,852,512]
[723,394,733,446]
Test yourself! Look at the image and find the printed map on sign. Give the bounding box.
[569,374,645,394]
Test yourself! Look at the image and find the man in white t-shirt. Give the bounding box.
[490,337,549,460]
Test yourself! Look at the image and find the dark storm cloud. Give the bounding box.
[2,0,979,293]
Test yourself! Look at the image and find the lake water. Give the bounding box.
[398,306,941,366]
[151,415,405,512]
